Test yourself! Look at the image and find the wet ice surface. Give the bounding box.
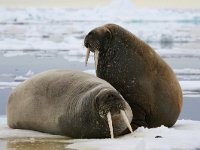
[0,117,70,150]
[2,139,70,150]
[0,0,200,149]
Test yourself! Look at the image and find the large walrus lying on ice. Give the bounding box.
[7,69,133,138]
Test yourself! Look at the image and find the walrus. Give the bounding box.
[7,69,133,139]
[84,24,183,132]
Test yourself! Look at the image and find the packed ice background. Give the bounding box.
[0,0,200,149]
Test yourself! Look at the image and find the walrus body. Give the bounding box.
[7,69,133,138]
[84,24,183,131]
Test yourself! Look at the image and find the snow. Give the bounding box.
[175,68,200,75]
[14,76,28,82]
[83,69,96,75]
[67,120,200,150]
[180,81,200,91]
[14,70,34,82]
[1,116,200,149]
[0,70,34,89]
[157,48,200,58]
[0,82,20,89]
[174,69,200,80]
[25,70,34,77]
[0,2,199,23]
[180,81,200,97]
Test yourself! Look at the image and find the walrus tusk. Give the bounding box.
[120,110,133,133]
[85,48,90,66]
[107,111,114,139]
[94,50,99,70]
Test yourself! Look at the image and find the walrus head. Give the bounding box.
[84,26,112,68]
[94,89,133,138]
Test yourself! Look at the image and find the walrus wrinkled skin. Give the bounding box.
[84,24,183,131]
[7,69,133,138]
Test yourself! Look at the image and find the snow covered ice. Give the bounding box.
[1,116,200,150]
[67,120,200,150]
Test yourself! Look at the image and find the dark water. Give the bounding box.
[179,97,200,120]
[0,53,92,77]
[0,89,9,115]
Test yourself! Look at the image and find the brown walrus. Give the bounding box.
[7,69,133,138]
[84,23,183,131]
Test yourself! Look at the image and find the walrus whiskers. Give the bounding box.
[107,111,114,139]
[120,110,133,133]
[94,50,99,70]
[85,48,90,66]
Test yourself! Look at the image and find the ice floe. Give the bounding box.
[1,116,200,150]
[67,120,200,150]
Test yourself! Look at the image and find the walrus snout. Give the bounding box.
[84,31,100,52]
[84,27,112,66]
[95,89,133,138]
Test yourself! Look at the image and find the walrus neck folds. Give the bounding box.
[95,89,133,138]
